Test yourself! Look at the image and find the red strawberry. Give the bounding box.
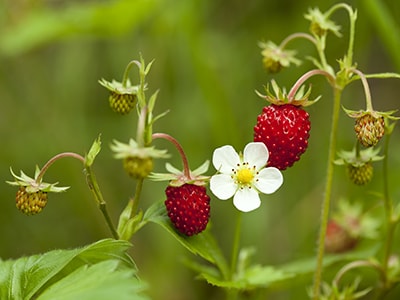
[165,184,210,236]
[254,104,311,170]
[325,220,358,253]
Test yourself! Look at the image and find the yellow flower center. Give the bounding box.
[235,163,255,186]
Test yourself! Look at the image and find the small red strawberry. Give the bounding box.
[165,184,210,236]
[254,104,310,170]
[254,80,317,170]
[325,220,357,253]
[150,134,211,236]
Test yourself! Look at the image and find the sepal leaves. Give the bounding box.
[7,166,69,193]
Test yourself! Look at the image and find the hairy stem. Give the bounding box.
[381,127,396,283]
[312,87,342,299]
[130,178,144,219]
[85,164,119,239]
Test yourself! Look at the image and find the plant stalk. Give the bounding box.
[85,165,119,239]
[312,87,342,299]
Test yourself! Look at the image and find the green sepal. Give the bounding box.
[85,135,102,167]
[117,199,144,240]
[7,166,69,193]
[149,161,210,186]
[335,147,383,167]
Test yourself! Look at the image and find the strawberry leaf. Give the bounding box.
[146,200,230,279]
[0,239,145,300]
[37,260,148,300]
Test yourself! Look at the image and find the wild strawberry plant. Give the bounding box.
[3,3,400,300]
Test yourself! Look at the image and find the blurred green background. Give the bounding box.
[1,0,400,299]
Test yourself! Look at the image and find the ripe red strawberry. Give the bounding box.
[254,104,311,170]
[164,184,210,236]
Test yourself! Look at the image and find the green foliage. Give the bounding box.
[2,0,400,299]
[0,239,148,300]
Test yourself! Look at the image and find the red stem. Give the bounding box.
[36,152,85,183]
[152,133,191,179]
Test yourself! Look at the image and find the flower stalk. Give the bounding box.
[313,86,343,299]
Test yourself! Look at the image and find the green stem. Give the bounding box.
[351,69,374,111]
[325,3,356,67]
[381,127,395,278]
[85,165,119,239]
[230,211,242,277]
[130,178,144,219]
[333,260,384,288]
[122,60,139,87]
[225,211,243,300]
[35,151,119,239]
[312,87,342,299]
[315,35,330,73]
[279,32,318,49]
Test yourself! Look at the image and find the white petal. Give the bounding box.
[233,188,261,212]
[243,142,269,170]
[212,145,240,174]
[254,167,283,194]
[210,174,237,200]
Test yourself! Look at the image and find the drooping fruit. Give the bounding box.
[254,104,311,170]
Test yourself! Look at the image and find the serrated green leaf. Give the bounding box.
[37,260,148,300]
[0,239,137,300]
[199,265,293,290]
[147,201,230,279]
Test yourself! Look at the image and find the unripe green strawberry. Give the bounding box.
[346,162,373,185]
[123,156,153,179]
[109,93,136,115]
[7,167,69,215]
[262,57,283,73]
[335,147,382,186]
[99,78,139,115]
[354,114,385,147]
[111,139,169,180]
[165,184,210,236]
[259,42,300,73]
[16,187,48,215]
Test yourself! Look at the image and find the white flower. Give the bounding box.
[210,142,283,212]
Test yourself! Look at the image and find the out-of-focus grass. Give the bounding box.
[1,0,400,299]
